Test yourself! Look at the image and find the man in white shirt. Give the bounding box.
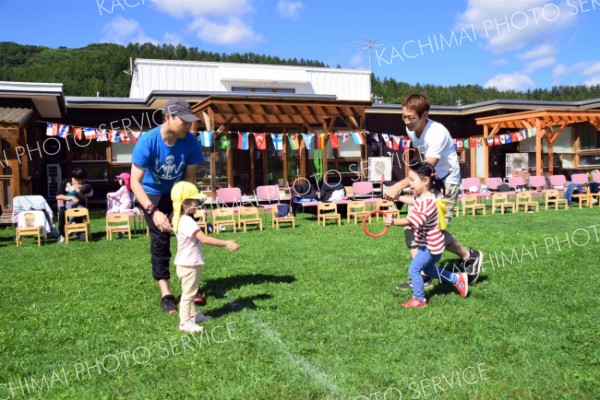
[384,93,483,288]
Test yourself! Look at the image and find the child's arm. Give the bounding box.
[194,230,240,251]
[385,216,410,227]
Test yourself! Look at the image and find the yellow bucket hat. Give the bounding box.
[171,181,206,233]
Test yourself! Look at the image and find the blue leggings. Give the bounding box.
[409,246,458,301]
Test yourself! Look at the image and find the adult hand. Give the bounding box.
[226,241,240,251]
[152,210,173,233]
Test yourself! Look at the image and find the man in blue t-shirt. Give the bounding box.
[131,98,203,314]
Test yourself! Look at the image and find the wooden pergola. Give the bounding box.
[0,107,33,214]
[476,109,600,178]
[191,95,371,192]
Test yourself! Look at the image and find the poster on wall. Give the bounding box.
[505,153,529,177]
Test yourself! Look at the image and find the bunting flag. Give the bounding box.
[486,137,494,146]
[120,131,130,144]
[402,138,411,151]
[72,127,83,141]
[455,140,463,150]
[316,134,327,150]
[83,127,97,140]
[505,134,512,144]
[517,130,525,141]
[288,134,300,150]
[46,123,58,137]
[510,132,518,142]
[340,132,350,143]
[462,139,470,149]
[493,136,501,146]
[499,135,506,144]
[57,124,70,138]
[370,133,380,143]
[272,134,284,151]
[469,138,476,148]
[238,132,250,150]
[110,130,120,143]
[381,134,393,149]
[302,133,314,150]
[329,133,339,149]
[96,129,108,142]
[218,133,230,149]
[131,130,141,144]
[254,133,267,150]
[199,131,213,147]
[351,131,365,145]
[392,135,401,151]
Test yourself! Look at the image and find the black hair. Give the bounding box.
[80,183,92,195]
[409,161,445,196]
[72,167,87,180]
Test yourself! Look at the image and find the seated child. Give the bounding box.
[107,172,134,213]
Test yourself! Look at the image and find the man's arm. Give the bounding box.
[184,164,198,184]
[131,164,151,209]
[383,177,410,200]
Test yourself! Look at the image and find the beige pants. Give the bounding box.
[176,265,202,324]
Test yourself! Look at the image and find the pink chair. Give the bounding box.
[508,176,527,190]
[593,172,600,184]
[352,181,379,206]
[528,176,547,195]
[216,187,243,211]
[571,173,589,185]
[462,177,489,200]
[549,175,567,190]
[255,185,281,212]
[486,177,503,191]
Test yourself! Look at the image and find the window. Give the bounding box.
[579,124,599,150]
[231,87,295,93]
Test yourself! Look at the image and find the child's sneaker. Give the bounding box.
[160,294,177,314]
[402,297,428,308]
[455,272,469,298]
[179,321,205,333]
[193,312,212,323]
[193,288,206,306]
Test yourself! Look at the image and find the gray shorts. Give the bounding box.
[404,181,461,249]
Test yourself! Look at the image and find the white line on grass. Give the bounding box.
[249,316,347,399]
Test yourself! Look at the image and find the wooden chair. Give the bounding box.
[212,208,236,233]
[238,206,263,232]
[15,211,44,247]
[193,209,208,234]
[515,192,539,213]
[64,208,91,243]
[347,200,370,224]
[491,193,515,214]
[544,189,568,210]
[105,213,131,240]
[462,194,486,216]
[271,205,295,229]
[374,199,400,221]
[317,202,341,226]
[571,187,593,209]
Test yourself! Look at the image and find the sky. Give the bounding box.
[1,0,600,92]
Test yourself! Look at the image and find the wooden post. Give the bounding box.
[227,146,233,188]
[536,119,543,176]
[483,125,489,180]
[282,128,288,186]
[300,134,306,178]
[250,135,255,191]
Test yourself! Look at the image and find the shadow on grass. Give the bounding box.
[204,273,296,317]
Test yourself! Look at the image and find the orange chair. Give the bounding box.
[374,199,400,221]
[106,213,132,240]
[317,202,341,226]
[544,190,568,210]
[15,211,44,247]
[347,200,370,224]
[238,206,263,232]
[64,208,91,243]
[212,208,236,233]
[515,192,539,213]
[491,193,515,214]
[193,209,208,234]
[271,206,295,229]
[462,194,486,216]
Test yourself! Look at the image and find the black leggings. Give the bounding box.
[144,194,174,281]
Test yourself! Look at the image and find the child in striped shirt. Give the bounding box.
[385,162,468,308]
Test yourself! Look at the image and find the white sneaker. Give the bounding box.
[59,235,65,243]
[179,321,204,333]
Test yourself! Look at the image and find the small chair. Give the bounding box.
[549,175,567,194]
[491,193,515,214]
[571,187,593,209]
[515,192,539,213]
[271,205,295,229]
[347,200,370,224]
[194,209,208,234]
[105,213,132,240]
[238,206,263,232]
[64,208,91,243]
[544,189,568,210]
[15,211,44,247]
[374,199,400,221]
[317,202,341,226]
[462,194,486,216]
[212,208,236,233]
[528,176,548,197]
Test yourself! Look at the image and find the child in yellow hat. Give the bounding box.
[171,181,239,333]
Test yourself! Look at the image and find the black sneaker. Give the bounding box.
[193,288,206,306]
[395,276,433,291]
[161,294,177,314]
[463,249,483,284]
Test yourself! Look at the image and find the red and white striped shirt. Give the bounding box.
[407,195,445,255]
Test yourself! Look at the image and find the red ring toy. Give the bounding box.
[362,210,389,238]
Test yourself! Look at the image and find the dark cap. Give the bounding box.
[162,98,200,122]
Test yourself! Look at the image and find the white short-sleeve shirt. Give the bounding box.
[406,119,461,185]
[174,215,205,267]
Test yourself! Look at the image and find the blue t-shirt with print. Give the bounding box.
[131,126,203,195]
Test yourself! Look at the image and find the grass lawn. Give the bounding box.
[0,205,598,399]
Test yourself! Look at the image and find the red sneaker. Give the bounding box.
[193,288,206,306]
[455,272,469,298]
[402,297,428,308]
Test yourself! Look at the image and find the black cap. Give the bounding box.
[162,98,200,122]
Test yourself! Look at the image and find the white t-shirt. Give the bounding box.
[174,215,205,267]
[406,119,461,185]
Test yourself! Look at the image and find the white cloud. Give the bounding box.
[277,0,303,19]
[517,44,555,60]
[456,0,576,53]
[523,57,556,73]
[101,16,157,45]
[491,58,509,66]
[552,61,600,86]
[153,0,253,18]
[582,61,600,86]
[190,17,262,46]
[484,73,536,91]
[348,52,366,69]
